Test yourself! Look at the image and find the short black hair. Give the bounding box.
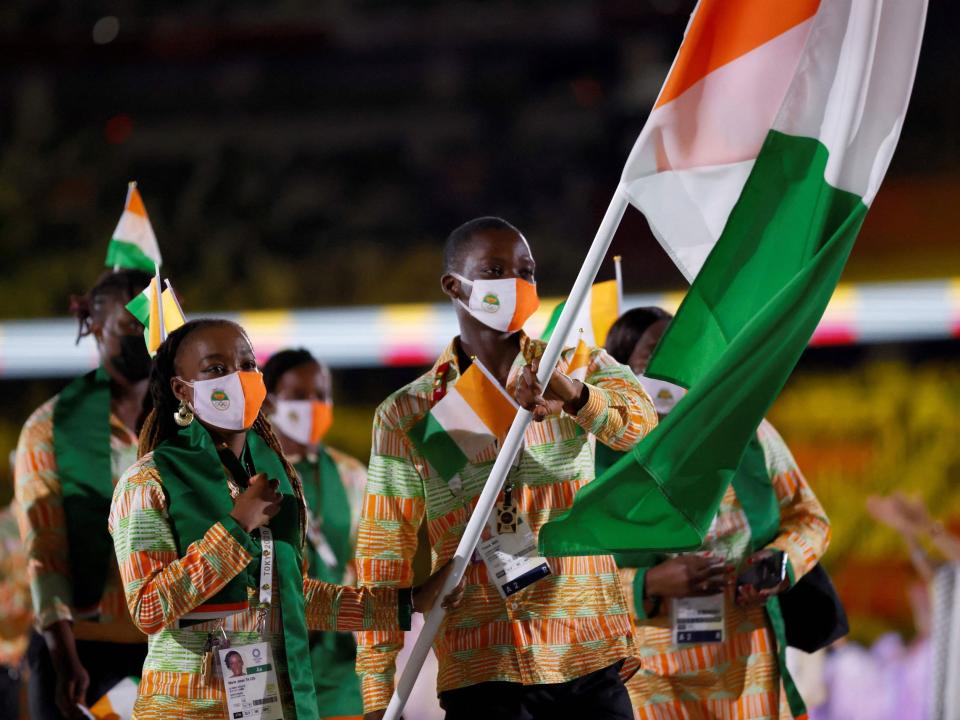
[604,307,673,365]
[442,216,522,274]
[262,348,319,394]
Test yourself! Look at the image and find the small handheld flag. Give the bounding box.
[126,272,186,355]
[541,274,621,349]
[566,338,591,383]
[406,359,518,483]
[105,182,162,273]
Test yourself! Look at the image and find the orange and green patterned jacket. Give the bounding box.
[109,450,408,719]
[14,397,144,642]
[621,420,831,720]
[356,333,658,712]
[0,504,32,667]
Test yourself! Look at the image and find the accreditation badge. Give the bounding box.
[478,511,551,599]
[219,642,284,720]
[671,594,725,645]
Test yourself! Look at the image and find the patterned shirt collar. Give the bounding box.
[431,331,541,382]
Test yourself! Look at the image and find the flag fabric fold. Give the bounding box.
[540,0,927,555]
[105,183,162,273]
[126,276,186,355]
[406,360,519,483]
[541,277,620,349]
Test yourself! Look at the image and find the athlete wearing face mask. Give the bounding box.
[262,348,369,719]
[449,272,540,333]
[357,217,657,720]
[15,269,152,720]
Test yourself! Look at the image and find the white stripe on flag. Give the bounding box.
[429,389,498,460]
[773,0,927,203]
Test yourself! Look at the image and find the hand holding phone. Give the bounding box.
[736,551,787,592]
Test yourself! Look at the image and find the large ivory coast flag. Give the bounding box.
[542,277,620,348]
[540,0,927,555]
[407,359,518,483]
[126,274,186,355]
[105,182,162,273]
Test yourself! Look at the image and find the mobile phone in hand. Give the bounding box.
[736,552,787,591]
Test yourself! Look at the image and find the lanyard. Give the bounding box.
[256,527,274,637]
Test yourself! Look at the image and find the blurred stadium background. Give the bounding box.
[1,0,959,645]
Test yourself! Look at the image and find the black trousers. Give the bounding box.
[0,663,22,720]
[27,631,147,720]
[439,660,633,720]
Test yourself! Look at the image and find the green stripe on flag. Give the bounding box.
[125,292,150,326]
[540,301,565,341]
[105,240,157,273]
[406,412,470,482]
[539,131,867,555]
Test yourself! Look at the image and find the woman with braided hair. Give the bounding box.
[109,319,463,719]
[15,268,153,719]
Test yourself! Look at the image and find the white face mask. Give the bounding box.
[452,273,540,333]
[183,370,267,432]
[637,374,686,415]
[271,399,333,447]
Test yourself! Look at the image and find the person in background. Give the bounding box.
[605,307,832,720]
[0,499,32,719]
[110,318,463,718]
[356,217,658,720]
[263,348,367,719]
[15,269,152,719]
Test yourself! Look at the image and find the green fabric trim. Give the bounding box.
[52,367,114,610]
[785,556,797,589]
[153,422,318,719]
[766,595,807,719]
[309,632,363,716]
[631,567,659,620]
[731,433,805,718]
[296,450,352,584]
[730,436,780,551]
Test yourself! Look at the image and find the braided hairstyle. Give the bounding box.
[138,318,307,545]
[70,269,153,344]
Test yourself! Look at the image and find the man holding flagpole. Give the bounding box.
[355,216,657,720]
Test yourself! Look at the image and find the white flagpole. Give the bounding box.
[613,255,624,313]
[382,188,629,720]
[154,264,166,343]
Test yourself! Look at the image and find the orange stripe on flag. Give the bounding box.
[567,340,591,378]
[655,0,820,109]
[456,363,517,440]
[127,185,149,217]
[589,279,620,347]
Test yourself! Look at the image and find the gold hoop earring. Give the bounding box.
[174,400,194,427]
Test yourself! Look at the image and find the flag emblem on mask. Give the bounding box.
[481,293,500,312]
[211,389,230,411]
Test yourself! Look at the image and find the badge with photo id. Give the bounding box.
[219,642,284,720]
[671,594,725,645]
[478,512,551,599]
